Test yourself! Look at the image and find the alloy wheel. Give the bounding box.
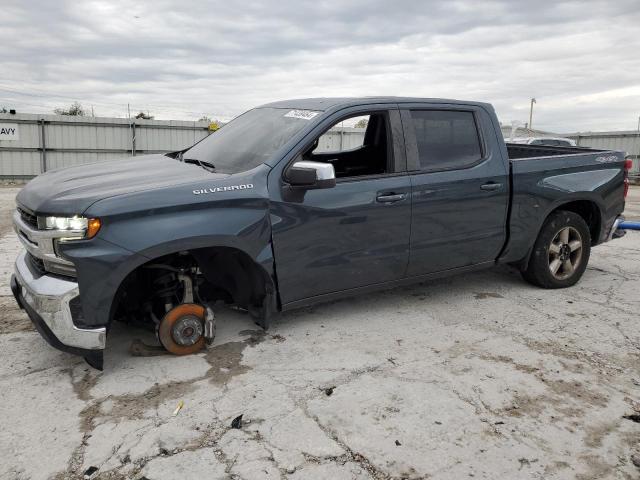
[548,226,583,280]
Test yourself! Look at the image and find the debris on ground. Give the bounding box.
[395,440,401,446]
[323,386,335,396]
[231,414,243,429]
[172,400,184,416]
[83,466,98,479]
[631,454,640,469]
[622,414,640,423]
[518,458,538,470]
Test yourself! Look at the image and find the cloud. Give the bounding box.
[1,0,639,131]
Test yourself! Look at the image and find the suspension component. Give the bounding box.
[204,305,216,346]
[149,263,215,354]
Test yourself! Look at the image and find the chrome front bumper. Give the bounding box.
[13,251,106,351]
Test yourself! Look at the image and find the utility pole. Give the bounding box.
[529,98,536,130]
[636,115,640,161]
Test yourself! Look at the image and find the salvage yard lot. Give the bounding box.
[1,186,639,480]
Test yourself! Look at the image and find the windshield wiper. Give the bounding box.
[184,157,216,173]
[172,149,215,172]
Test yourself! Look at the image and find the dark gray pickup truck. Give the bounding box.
[10,97,629,369]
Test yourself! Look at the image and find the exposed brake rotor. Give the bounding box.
[158,303,207,355]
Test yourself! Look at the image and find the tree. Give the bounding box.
[198,115,212,123]
[354,118,368,129]
[0,107,7,113]
[135,111,153,120]
[54,102,86,116]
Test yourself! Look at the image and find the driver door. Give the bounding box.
[268,107,411,306]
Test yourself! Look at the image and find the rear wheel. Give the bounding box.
[521,211,591,289]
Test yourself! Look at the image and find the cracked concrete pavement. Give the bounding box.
[0,185,639,479]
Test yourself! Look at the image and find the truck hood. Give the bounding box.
[16,154,229,214]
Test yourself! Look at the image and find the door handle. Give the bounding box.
[376,193,406,203]
[480,182,503,191]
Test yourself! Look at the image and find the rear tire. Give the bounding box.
[521,210,591,289]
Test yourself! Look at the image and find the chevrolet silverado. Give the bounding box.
[10,97,629,369]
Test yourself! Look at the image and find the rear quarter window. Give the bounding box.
[410,110,482,171]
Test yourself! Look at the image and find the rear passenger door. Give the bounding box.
[400,104,509,276]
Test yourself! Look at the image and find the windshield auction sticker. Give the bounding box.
[284,110,319,120]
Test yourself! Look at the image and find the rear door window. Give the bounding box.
[409,110,483,171]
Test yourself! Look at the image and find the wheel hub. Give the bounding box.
[548,226,583,280]
[171,315,204,346]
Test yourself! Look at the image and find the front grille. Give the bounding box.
[15,208,78,279]
[18,207,38,229]
[26,252,46,276]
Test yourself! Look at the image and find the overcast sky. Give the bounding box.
[2,0,639,132]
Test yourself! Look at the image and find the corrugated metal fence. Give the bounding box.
[3,112,639,180]
[0,113,210,179]
[315,127,366,152]
[566,131,640,177]
[500,126,640,177]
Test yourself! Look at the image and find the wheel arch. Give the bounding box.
[107,240,279,330]
[519,197,603,271]
[547,199,602,245]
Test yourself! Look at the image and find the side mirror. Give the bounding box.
[287,160,336,189]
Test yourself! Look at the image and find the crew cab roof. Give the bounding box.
[259,97,494,112]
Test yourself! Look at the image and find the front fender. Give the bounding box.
[58,238,149,328]
[59,201,275,328]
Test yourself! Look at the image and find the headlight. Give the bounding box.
[41,215,101,239]
[45,216,87,231]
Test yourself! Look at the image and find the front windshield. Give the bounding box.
[184,107,320,174]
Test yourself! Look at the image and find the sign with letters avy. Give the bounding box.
[0,124,19,140]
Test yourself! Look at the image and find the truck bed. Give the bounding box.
[500,142,626,266]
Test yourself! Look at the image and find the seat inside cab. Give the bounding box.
[303,112,390,178]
